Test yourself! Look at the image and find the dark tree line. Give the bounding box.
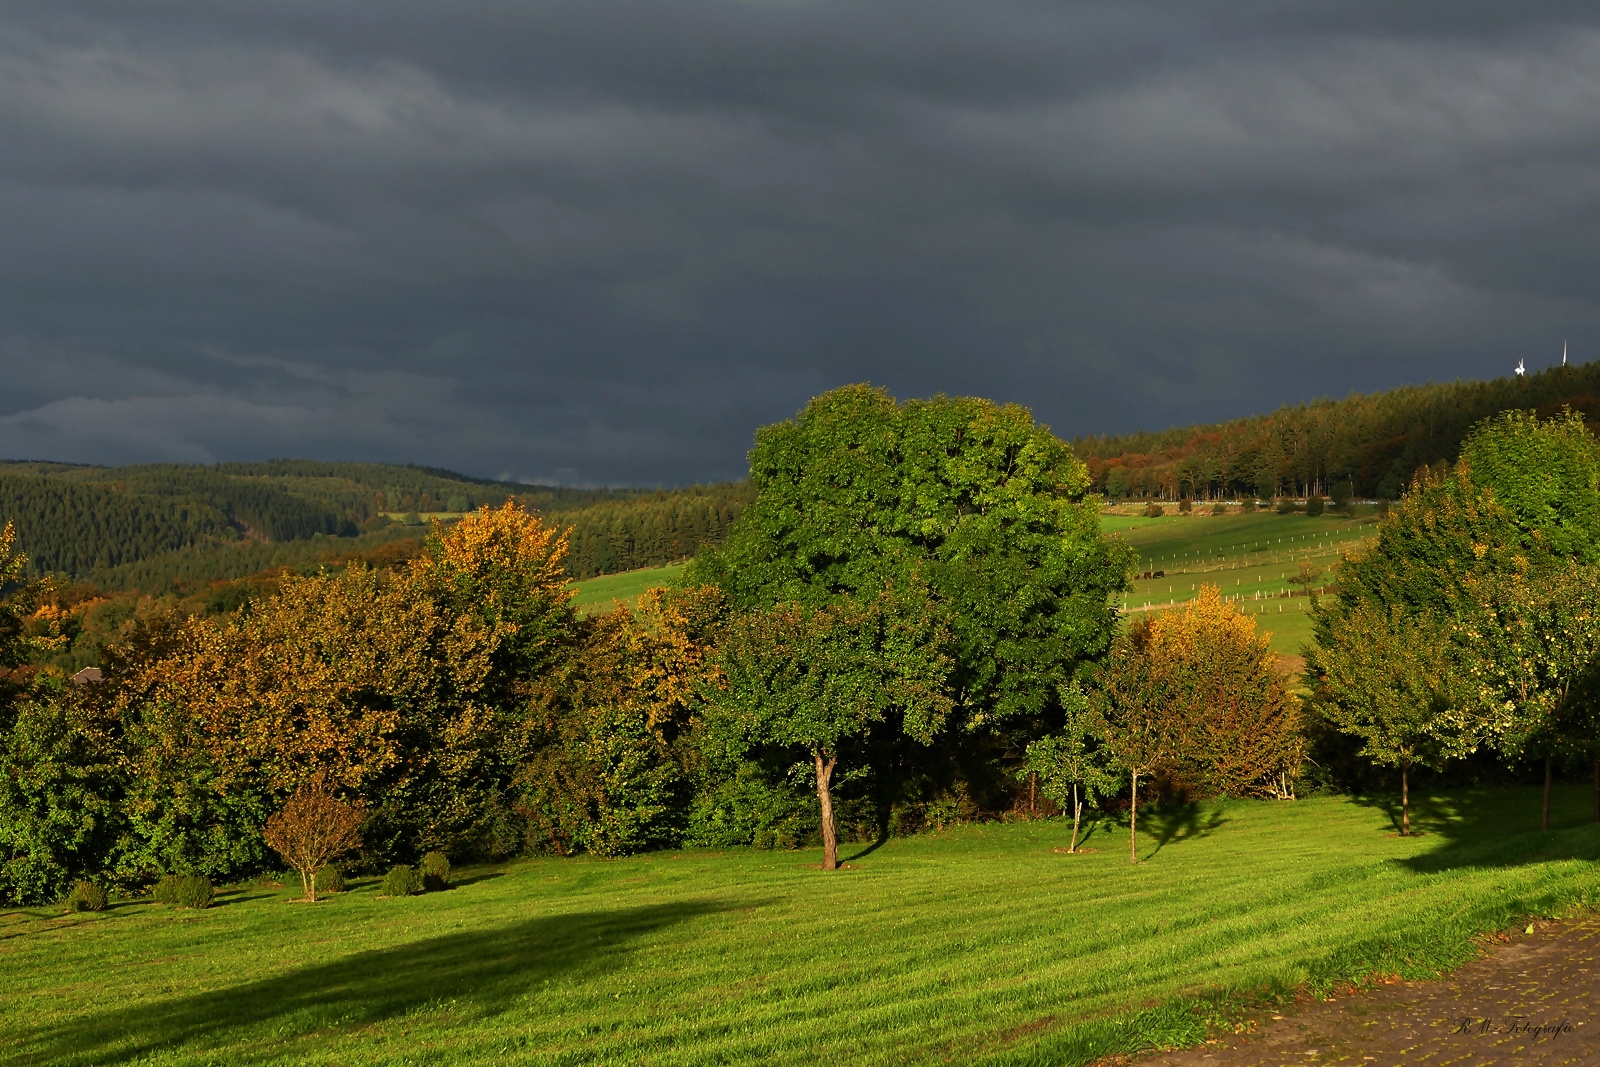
[559,485,754,579]
[0,460,745,592]
[1074,361,1600,501]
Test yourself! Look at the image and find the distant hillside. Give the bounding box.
[0,459,746,591]
[1073,361,1600,501]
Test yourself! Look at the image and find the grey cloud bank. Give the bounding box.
[2,2,1598,483]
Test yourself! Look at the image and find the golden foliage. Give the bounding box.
[1103,584,1303,798]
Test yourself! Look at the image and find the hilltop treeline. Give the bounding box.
[0,459,747,593]
[1073,361,1600,501]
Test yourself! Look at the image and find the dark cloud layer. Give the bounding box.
[3,2,1599,484]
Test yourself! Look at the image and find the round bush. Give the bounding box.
[382,865,421,897]
[174,875,214,910]
[419,851,451,891]
[152,873,183,905]
[66,881,108,913]
[1144,503,1164,518]
[314,864,344,895]
[1305,493,1325,517]
[1276,498,1298,514]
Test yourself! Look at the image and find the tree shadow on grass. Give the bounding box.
[9,898,748,1066]
[1348,785,1600,874]
[1141,800,1227,859]
[843,832,891,863]
[452,869,508,889]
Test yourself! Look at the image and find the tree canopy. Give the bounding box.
[690,384,1132,731]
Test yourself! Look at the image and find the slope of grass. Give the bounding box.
[4,789,1598,1066]
[569,563,686,615]
[1105,510,1376,656]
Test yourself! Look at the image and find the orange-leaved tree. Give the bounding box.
[1096,585,1303,862]
[412,501,575,694]
[516,584,726,857]
[263,773,365,902]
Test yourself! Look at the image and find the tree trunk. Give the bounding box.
[815,751,839,871]
[303,866,316,903]
[1400,763,1409,837]
[1129,768,1139,864]
[1070,782,1082,854]
[1029,773,1036,815]
[1543,755,1553,833]
[1593,758,1598,824]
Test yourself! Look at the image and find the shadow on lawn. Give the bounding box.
[12,898,746,1066]
[1142,800,1227,859]
[1349,785,1600,874]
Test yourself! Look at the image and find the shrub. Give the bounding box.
[1276,499,1297,514]
[313,864,343,895]
[1331,480,1354,510]
[152,873,183,904]
[1210,502,1228,515]
[66,881,108,913]
[263,772,365,903]
[419,851,451,891]
[1145,503,1164,518]
[1306,494,1325,517]
[1178,498,1193,514]
[174,875,214,910]
[382,865,421,897]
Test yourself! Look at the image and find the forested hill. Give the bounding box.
[0,460,749,590]
[1072,360,1600,501]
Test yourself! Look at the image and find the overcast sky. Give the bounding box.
[2,2,1598,485]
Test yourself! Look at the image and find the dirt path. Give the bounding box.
[1145,919,1600,1066]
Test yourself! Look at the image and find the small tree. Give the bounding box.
[1330,481,1355,511]
[1456,563,1600,830]
[1093,622,1175,864]
[263,774,366,902]
[707,588,952,870]
[1018,685,1119,852]
[1308,604,1459,835]
[1287,559,1322,604]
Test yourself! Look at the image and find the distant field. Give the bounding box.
[564,511,1367,653]
[569,563,686,615]
[4,788,1597,1066]
[1104,509,1376,657]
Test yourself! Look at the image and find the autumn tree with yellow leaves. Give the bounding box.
[1095,585,1303,862]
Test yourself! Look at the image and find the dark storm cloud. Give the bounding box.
[2,2,1599,483]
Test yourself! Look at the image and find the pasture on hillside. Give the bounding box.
[4,788,1598,1067]
[569,562,687,615]
[1105,510,1377,657]
[572,511,1374,655]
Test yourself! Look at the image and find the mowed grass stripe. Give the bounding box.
[3,789,1598,1065]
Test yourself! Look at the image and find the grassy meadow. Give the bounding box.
[1104,509,1377,657]
[5,787,1598,1067]
[569,563,687,615]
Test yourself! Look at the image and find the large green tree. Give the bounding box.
[1312,409,1600,823]
[690,384,1133,738]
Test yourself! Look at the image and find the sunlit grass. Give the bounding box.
[569,563,687,615]
[4,788,1597,1066]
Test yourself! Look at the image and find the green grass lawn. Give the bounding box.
[5,788,1598,1066]
[569,563,686,616]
